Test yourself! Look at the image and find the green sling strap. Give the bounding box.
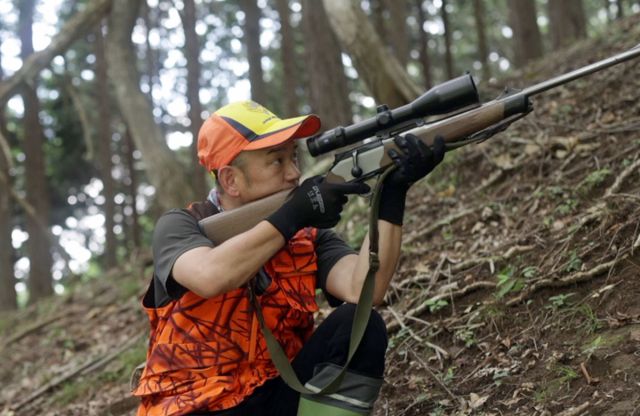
[248,167,394,395]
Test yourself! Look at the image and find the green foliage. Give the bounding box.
[455,328,477,348]
[495,266,524,299]
[546,293,575,309]
[578,168,611,193]
[55,380,93,405]
[565,251,583,273]
[555,198,578,215]
[423,298,449,313]
[522,266,538,279]
[576,304,602,334]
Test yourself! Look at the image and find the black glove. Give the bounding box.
[267,175,370,241]
[379,134,445,225]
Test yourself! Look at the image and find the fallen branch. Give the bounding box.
[404,207,477,245]
[556,401,591,416]
[396,245,535,289]
[0,312,66,351]
[507,256,623,306]
[11,332,145,411]
[605,154,640,197]
[387,281,496,333]
[387,306,449,358]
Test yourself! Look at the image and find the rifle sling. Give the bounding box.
[248,168,394,395]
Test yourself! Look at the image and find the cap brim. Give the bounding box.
[244,115,321,151]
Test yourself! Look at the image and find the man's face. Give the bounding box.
[233,140,301,204]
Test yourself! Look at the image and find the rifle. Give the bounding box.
[200,45,640,245]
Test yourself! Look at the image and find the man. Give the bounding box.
[133,101,444,415]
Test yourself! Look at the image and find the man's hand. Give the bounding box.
[267,176,370,241]
[379,134,445,225]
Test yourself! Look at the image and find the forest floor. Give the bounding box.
[1,15,640,416]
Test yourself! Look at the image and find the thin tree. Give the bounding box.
[615,0,625,18]
[19,0,54,302]
[239,0,268,105]
[274,0,299,117]
[548,0,588,50]
[472,0,491,81]
[106,0,195,210]
[415,0,433,89]
[441,0,454,79]
[0,47,17,310]
[180,0,207,198]
[124,129,141,250]
[95,23,117,270]
[323,0,421,107]
[301,0,353,127]
[506,0,544,67]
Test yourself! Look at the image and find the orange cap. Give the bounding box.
[197,101,321,171]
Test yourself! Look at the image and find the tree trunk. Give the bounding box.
[106,0,195,211]
[441,0,454,79]
[382,0,410,68]
[615,0,625,18]
[0,0,113,103]
[180,0,207,198]
[507,0,544,67]
[239,0,267,105]
[369,0,387,43]
[301,0,353,128]
[472,0,491,81]
[323,0,421,108]
[274,0,299,117]
[0,51,17,311]
[94,23,117,270]
[548,0,588,50]
[124,129,141,250]
[415,0,433,89]
[19,0,53,303]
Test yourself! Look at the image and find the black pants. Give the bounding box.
[194,303,388,416]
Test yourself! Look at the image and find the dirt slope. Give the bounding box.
[376,15,640,416]
[1,15,639,416]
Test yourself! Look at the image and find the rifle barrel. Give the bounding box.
[521,44,640,98]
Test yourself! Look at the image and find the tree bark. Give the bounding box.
[0,0,113,103]
[0,51,17,311]
[507,0,544,67]
[548,0,588,50]
[94,23,117,270]
[274,0,299,117]
[323,0,421,108]
[239,0,267,105]
[301,0,353,128]
[615,0,625,18]
[124,129,141,250]
[383,0,410,68]
[472,0,491,81]
[19,0,53,302]
[441,0,454,79]
[106,0,195,211]
[180,0,207,198]
[415,0,433,89]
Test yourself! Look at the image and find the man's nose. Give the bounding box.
[285,160,301,182]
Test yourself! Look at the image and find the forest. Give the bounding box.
[1,0,640,415]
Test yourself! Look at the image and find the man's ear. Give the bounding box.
[217,166,241,197]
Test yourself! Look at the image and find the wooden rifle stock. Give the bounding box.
[198,190,289,245]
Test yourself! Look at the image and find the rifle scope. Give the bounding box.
[307,74,479,157]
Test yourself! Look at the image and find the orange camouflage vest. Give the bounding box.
[133,200,319,415]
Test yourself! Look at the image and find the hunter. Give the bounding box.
[132,100,444,415]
